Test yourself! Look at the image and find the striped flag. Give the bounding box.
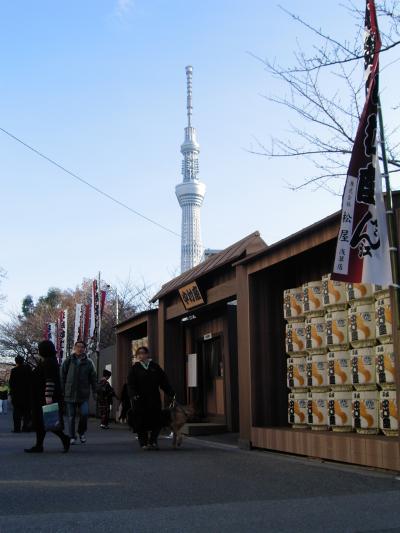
[332,0,391,284]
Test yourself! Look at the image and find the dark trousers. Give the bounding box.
[35,428,67,447]
[99,402,110,426]
[65,401,89,438]
[12,402,30,432]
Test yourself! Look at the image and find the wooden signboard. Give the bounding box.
[179,281,205,310]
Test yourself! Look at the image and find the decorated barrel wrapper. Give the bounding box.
[288,392,308,428]
[347,282,374,304]
[326,310,349,351]
[375,344,396,390]
[373,284,390,299]
[303,281,324,317]
[375,297,392,344]
[351,347,377,390]
[322,274,347,311]
[287,357,307,391]
[379,390,398,437]
[349,303,376,348]
[327,351,352,390]
[306,353,329,391]
[328,391,353,432]
[285,321,306,356]
[307,391,328,430]
[305,316,326,354]
[352,390,379,434]
[283,287,304,322]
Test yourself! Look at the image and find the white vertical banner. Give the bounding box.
[74,303,83,344]
[58,309,68,363]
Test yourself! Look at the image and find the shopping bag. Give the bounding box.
[42,403,61,431]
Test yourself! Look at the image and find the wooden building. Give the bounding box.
[115,200,400,470]
[150,232,266,432]
[235,207,400,470]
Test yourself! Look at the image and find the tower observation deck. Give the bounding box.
[175,66,206,273]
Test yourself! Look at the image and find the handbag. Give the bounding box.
[42,403,61,431]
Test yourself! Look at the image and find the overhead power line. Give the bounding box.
[0,126,180,238]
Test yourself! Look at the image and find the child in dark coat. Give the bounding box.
[97,369,117,429]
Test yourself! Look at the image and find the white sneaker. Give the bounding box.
[70,438,76,445]
[79,434,87,444]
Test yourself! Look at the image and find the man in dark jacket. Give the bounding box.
[9,355,31,432]
[60,341,97,444]
[127,346,174,450]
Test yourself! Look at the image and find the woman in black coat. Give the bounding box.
[25,340,70,453]
[127,346,174,450]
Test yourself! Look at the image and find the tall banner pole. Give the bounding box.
[377,98,400,322]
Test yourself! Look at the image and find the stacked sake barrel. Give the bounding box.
[324,275,353,432]
[285,287,308,428]
[348,283,380,435]
[374,285,398,436]
[303,281,329,430]
[285,278,398,436]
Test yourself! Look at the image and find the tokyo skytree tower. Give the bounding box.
[176,66,206,273]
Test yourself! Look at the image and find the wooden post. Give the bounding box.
[378,97,400,453]
[236,264,252,449]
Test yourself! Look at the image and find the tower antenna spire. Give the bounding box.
[186,65,193,127]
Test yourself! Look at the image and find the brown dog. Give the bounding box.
[161,400,194,448]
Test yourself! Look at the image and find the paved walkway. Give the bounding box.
[1,407,400,532]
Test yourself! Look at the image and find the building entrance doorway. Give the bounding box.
[197,336,225,422]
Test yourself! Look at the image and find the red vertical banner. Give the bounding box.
[332,0,391,284]
[83,303,90,345]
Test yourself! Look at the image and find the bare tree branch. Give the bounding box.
[248,1,400,191]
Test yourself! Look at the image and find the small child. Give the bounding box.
[96,369,117,429]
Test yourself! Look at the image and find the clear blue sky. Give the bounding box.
[1,0,399,318]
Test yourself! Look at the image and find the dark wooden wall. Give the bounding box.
[164,319,186,403]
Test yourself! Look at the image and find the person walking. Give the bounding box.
[97,369,117,429]
[24,340,70,453]
[9,355,31,432]
[0,380,9,415]
[127,346,174,450]
[60,340,97,444]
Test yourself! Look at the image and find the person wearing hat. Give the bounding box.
[24,340,70,453]
[96,369,117,429]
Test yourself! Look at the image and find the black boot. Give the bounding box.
[24,445,43,453]
[61,433,70,453]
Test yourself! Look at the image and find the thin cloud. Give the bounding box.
[116,0,134,16]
